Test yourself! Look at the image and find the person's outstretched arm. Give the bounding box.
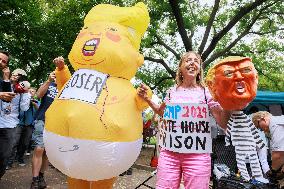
[137,83,165,116]
[36,72,55,99]
[210,105,231,130]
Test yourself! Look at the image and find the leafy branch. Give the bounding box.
[149,76,173,90]
[198,0,220,54]
[201,0,268,61]
[168,0,193,51]
[144,56,176,78]
[154,34,180,59]
[203,10,263,67]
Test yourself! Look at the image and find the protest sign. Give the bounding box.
[58,69,108,104]
[159,103,212,153]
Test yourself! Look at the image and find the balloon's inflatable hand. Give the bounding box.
[53,57,72,91]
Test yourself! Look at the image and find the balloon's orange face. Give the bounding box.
[212,60,258,110]
[68,22,143,80]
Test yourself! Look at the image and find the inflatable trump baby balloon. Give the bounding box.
[44,3,150,189]
[206,57,266,182]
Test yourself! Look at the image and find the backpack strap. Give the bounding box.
[18,93,22,113]
[203,87,208,104]
[17,94,24,122]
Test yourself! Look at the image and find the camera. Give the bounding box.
[14,81,30,93]
[31,99,37,103]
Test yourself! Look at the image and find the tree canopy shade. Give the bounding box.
[140,0,284,95]
[1,0,284,95]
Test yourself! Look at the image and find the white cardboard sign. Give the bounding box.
[159,103,212,153]
[58,69,108,104]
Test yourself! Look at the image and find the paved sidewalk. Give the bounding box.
[0,146,157,189]
[2,146,282,189]
[0,163,156,189]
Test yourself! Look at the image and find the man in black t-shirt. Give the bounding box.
[30,71,58,189]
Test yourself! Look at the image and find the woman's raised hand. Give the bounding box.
[137,83,150,101]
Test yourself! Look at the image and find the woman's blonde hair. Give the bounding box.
[175,51,205,87]
[251,111,272,127]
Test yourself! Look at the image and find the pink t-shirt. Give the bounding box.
[160,85,220,177]
[164,85,219,109]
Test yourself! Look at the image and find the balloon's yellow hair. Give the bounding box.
[84,2,150,50]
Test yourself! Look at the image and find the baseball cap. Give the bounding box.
[12,68,27,76]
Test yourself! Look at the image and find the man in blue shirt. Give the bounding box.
[0,66,31,178]
[30,72,58,189]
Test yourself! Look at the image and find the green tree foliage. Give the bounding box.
[1,0,283,94]
[141,0,284,96]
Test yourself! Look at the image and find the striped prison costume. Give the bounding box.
[225,111,265,181]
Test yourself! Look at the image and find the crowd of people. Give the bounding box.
[0,48,283,189]
[0,50,58,189]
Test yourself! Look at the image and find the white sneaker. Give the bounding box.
[18,160,26,166]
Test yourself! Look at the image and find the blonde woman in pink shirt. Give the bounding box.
[138,51,231,189]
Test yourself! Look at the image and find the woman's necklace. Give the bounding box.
[178,84,199,91]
